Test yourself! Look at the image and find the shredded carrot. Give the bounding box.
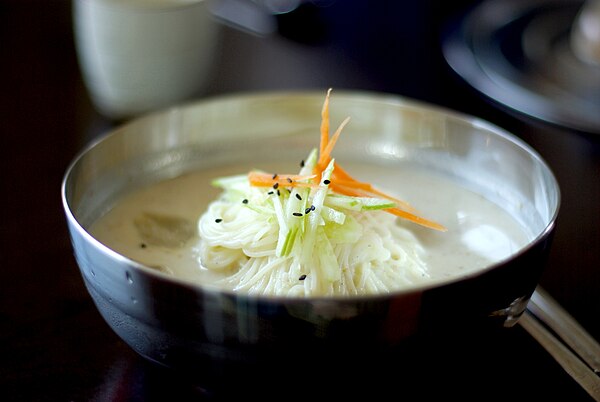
[329,181,416,213]
[317,116,350,175]
[330,162,354,181]
[247,88,447,232]
[320,88,332,158]
[386,208,448,232]
[248,172,317,188]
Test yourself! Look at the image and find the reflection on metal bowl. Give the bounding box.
[61,91,559,393]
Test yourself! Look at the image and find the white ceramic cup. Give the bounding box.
[73,0,220,120]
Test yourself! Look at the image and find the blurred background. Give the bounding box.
[1,0,599,400]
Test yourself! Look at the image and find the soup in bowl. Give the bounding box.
[61,90,559,391]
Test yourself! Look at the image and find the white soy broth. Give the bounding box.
[89,161,532,290]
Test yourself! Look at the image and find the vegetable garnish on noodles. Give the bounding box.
[197,89,447,296]
[248,88,446,232]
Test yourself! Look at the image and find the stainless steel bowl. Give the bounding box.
[61,91,560,392]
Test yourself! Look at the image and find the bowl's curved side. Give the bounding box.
[69,216,555,386]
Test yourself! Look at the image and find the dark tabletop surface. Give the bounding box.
[1,0,599,401]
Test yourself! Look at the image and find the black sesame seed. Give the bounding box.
[272,173,278,179]
[299,274,307,280]
[295,193,302,200]
[300,160,305,167]
[268,191,274,195]
[305,207,312,214]
[293,212,303,217]
[215,218,223,223]
[273,182,279,189]
[242,199,248,204]
[277,189,281,196]
[140,243,147,249]
[323,179,331,185]
[287,177,293,183]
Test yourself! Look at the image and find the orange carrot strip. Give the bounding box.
[330,182,416,213]
[318,116,351,173]
[329,182,415,213]
[331,162,355,181]
[386,207,447,232]
[326,183,362,198]
[329,178,373,191]
[330,163,416,212]
[320,88,332,158]
[328,183,445,230]
[248,172,316,187]
[332,164,390,197]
